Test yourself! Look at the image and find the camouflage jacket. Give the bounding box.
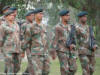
[0,20,21,54]
[21,21,48,55]
[0,16,5,21]
[75,23,97,55]
[21,20,34,51]
[0,16,5,25]
[52,23,74,52]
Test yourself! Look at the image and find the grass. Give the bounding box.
[0,57,100,75]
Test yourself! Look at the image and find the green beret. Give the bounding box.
[78,11,88,17]
[34,8,43,14]
[4,10,14,16]
[9,7,17,11]
[59,10,69,16]
[25,10,35,17]
[2,6,10,11]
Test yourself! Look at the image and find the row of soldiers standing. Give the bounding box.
[0,6,98,75]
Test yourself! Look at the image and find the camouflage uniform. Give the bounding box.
[0,16,4,52]
[0,20,21,75]
[0,16,8,73]
[76,23,97,75]
[52,23,77,75]
[0,16,5,22]
[21,20,36,75]
[21,21,50,75]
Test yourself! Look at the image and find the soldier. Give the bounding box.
[51,10,77,75]
[34,8,50,75]
[0,6,10,74]
[21,8,50,75]
[0,10,21,75]
[0,6,10,24]
[21,10,36,75]
[76,11,98,75]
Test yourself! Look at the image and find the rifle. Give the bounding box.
[89,26,97,51]
[66,25,76,49]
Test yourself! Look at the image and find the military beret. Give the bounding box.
[25,10,35,17]
[59,10,69,16]
[77,11,88,17]
[2,6,10,11]
[4,10,14,16]
[34,8,43,14]
[9,7,17,11]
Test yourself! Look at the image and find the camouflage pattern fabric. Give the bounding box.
[21,21,50,75]
[76,23,97,75]
[0,20,21,74]
[52,23,77,75]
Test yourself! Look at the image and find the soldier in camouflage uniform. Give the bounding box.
[51,10,77,75]
[0,6,10,74]
[34,9,50,75]
[22,8,50,75]
[76,11,98,75]
[21,10,36,75]
[0,6,10,24]
[0,10,21,75]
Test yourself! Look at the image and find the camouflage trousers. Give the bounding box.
[56,50,77,75]
[4,53,21,75]
[23,54,50,75]
[79,54,96,75]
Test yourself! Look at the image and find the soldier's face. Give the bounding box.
[26,14,34,21]
[6,13,15,21]
[63,13,70,21]
[80,15,87,23]
[35,12,43,20]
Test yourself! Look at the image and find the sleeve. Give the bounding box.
[21,25,31,52]
[0,25,5,46]
[92,27,98,48]
[75,24,81,36]
[20,25,26,52]
[74,25,79,49]
[0,25,6,55]
[24,26,32,49]
[50,27,59,50]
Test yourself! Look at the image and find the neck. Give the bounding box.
[35,18,41,25]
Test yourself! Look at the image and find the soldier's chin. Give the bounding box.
[82,21,86,23]
[65,20,69,23]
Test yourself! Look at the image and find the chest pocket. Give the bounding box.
[31,26,41,40]
[59,26,70,40]
[57,27,66,44]
[31,26,42,48]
